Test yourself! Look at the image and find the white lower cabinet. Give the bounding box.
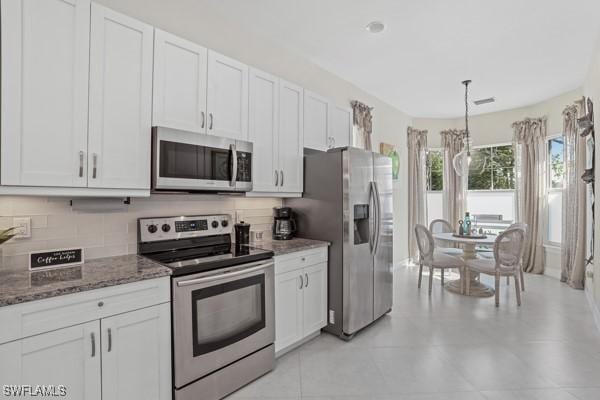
[274,248,328,355]
[0,278,171,400]
[101,303,171,400]
[0,321,102,400]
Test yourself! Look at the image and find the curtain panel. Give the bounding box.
[512,117,547,274]
[407,127,428,261]
[440,129,467,226]
[561,100,587,289]
[351,100,373,150]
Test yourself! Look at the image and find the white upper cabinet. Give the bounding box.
[153,29,208,133]
[207,51,249,140]
[303,90,329,151]
[329,105,352,149]
[249,69,279,192]
[1,0,91,187]
[278,80,304,193]
[88,4,153,189]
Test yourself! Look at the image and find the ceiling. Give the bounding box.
[205,0,600,118]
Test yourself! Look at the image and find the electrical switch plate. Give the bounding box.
[12,217,31,239]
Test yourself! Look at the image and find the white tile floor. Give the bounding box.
[228,266,600,400]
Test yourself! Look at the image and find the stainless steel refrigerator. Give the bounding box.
[286,147,393,339]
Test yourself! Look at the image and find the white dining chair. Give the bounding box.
[415,224,465,295]
[429,219,463,257]
[464,227,526,307]
[479,222,528,291]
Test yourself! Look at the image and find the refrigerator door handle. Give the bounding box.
[369,181,378,254]
[372,181,382,255]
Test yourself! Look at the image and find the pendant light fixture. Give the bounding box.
[452,80,472,176]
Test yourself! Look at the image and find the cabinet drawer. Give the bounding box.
[0,277,170,345]
[275,247,327,275]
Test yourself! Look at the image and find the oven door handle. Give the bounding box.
[230,143,238,187]
[176,260,274,287]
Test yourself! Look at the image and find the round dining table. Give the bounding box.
[432,232,497,297]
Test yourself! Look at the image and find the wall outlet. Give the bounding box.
[13,217,31,239]
[329,309,335,324]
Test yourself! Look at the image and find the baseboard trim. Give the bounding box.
[585,284,600,334]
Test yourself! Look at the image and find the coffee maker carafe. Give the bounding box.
[273,207,296,240]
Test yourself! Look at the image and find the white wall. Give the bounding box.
[583,34,600,311]
[413,89,583,148]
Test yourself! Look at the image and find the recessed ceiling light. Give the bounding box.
[365,21,385,34]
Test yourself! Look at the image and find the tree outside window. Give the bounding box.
[468,145,515,190]
[426,150,443,191]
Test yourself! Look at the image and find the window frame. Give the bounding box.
[467,142,516,193]
[426,147,444,193]
[544,133,565,248]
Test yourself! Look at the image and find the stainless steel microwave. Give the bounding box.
[152,127,253,193]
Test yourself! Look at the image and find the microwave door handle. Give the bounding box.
[230,143,238,187]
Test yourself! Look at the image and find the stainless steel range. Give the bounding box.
[138,214,275,400]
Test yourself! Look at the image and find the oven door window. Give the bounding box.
[191,274,265,357]
[159,140,231,181]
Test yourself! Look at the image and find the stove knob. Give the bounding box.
[211,220,219,229]
[147,224,158,234]
[221,220,229,228]
[161,224,171,233]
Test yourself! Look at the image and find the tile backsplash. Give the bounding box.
[0,195,281,270]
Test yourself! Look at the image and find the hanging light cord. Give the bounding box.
[462,79,472,156]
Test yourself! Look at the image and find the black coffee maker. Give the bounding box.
[273,207,296,240]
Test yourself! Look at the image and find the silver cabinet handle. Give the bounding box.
[280,170,284,186]
[201,111,205,129]
[305,273,309,288]
[91,332,96,357]
[274,170,279,186]
[92,153,98,179]
[299,275,303,290]
[107,328,112,352]
[209,113,214,130]
[79,151,85,177]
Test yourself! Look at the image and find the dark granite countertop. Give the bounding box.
[252,238,330,256]
[0,254,172,307]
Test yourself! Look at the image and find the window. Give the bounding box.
[468,145,515,190]
[426,150,443,191]
[426,150,444,224]
[547,137,564,245]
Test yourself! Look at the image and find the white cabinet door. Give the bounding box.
[0,0,90,187]
[0,321,101,400]
[88,4,153,190]
[101,303,171,400]
[278,80,304,193]
[153,29,208,133]
[207,51,248,140]
[330,105,352,149]
[302,263,328,336]
[275,270,304,353]
[303,90,329,151]
[249,69,279,192]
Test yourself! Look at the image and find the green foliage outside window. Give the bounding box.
[468,145,515,190]
[426,150,443,191]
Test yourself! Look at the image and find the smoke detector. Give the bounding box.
[474,97,496,106]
